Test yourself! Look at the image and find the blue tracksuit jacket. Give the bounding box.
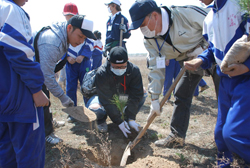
[0,0,44,123]
[66,38,93,105]
[198,0,250,164]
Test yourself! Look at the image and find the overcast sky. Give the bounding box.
[23,0,204,54]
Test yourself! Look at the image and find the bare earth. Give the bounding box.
[46,56,218,168]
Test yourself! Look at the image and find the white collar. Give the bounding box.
[110,11,120,23]
[158,8,169,36]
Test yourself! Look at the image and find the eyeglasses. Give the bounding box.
[111,65,127,69]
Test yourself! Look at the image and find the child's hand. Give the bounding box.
[67,57,76,64]
[223,63,249,77]
[76,56,85,63]
[33,90,49,107]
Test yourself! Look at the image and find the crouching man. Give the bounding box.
[86,46,147,138]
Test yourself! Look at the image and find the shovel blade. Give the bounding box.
[120,141,132,166]
[62,106,96,122]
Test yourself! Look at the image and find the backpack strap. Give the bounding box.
[34,26,67,73]
[34,26,51,63]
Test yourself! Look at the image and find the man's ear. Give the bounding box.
[67,24,72,33]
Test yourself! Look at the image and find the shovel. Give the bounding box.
[62,106,96,122]
[120,67,186,166]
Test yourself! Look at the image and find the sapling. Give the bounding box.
[110,94,128,121]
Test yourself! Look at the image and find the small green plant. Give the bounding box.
[149,133,158,140]
[157,133,163,139]
[176,153,186,162]
[110,94,128,121]
[238,0,250,15]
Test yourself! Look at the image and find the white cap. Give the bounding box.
[105,0,121,6]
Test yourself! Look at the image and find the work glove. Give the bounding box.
[119,23,127,33]
[118,121,131,138]
[59,94,74,107]
[147,99,161,121]
[128,119,141,132]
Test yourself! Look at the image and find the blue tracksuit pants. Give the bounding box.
[0,107,45,168]
[215,75,250,165]
[163,59,181,98]
[66,60,91,106]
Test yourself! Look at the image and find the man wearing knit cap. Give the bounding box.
[86,46,146,137]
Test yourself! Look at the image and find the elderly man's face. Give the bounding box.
[140,13,157,31]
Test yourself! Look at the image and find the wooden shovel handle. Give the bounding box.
[129,67,186,150]
[119,17,124,47]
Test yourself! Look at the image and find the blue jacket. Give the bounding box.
[198,0,250,77]
[0,0,44,123]
[105,12,131,45]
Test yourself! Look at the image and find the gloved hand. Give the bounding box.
[118,121,131,138]
[128,119,141,132]
[147,99,161,121]
[119,23,127,33]
[58,94,74,107]
[67,56,76,64]
[76,56,84,63]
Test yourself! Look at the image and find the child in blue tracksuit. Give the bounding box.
[185,0,250,165]
[66,38,93,108]
[91,30,103,70]
[0,0,49,167]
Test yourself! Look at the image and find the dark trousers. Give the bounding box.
[42,84,54,137]
[170,63,220,138]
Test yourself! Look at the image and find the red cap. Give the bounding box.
[63,3,78,16]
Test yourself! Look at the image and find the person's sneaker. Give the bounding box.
[97,122,108,133]
[154,134,184,148]
[53,119,65,128]
[200,85,209,93]
[45,133,63,145]
[67,116,77,123]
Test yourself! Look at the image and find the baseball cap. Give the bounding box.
[63,2,78,16]
[109,46,128,64]
[129,0,159,30]
[104,0,121,6]
[68,15,96,40]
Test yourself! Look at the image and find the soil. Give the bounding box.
[46,56,218,168]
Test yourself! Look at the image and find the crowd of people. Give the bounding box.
[1,0,250,167]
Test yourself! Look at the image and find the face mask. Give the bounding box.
[111,67,127,76]
[108,7,112,13]
[140,15,157,38]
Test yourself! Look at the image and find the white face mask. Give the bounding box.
[111,67,127,76]
[108,7,112,13]
[140,15,157,38]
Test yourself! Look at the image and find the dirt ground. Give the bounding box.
[46,56,218,168]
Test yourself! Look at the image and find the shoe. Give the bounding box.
[97,122,108,133]
[200,85,209,93]
[45,133,63,144]
[53,119,65,128]
[67,116,77,123]
[154,134,184,148]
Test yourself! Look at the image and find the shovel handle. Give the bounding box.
[129,67,186,150]
[119,17,124,47]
